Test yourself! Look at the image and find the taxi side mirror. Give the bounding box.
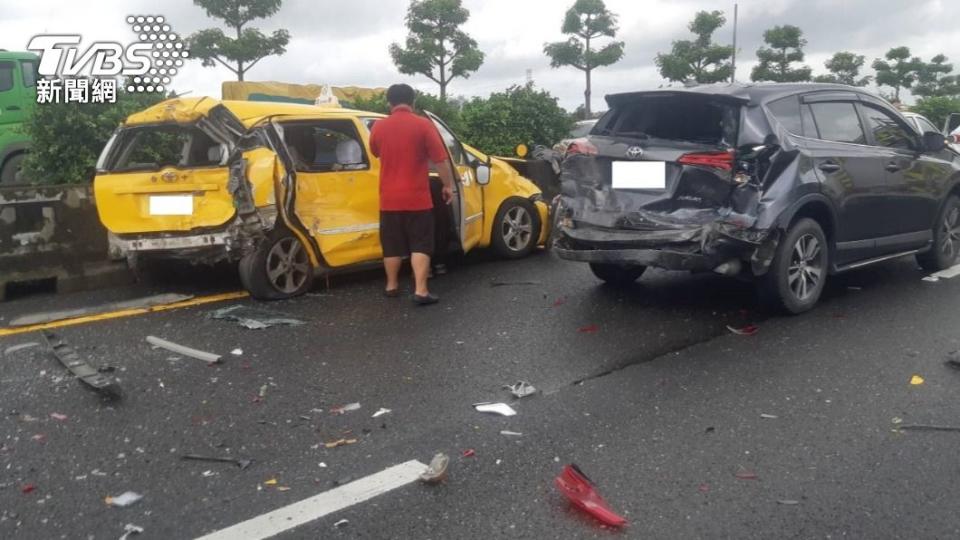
[922,131,946,153]
[476,164,491,186]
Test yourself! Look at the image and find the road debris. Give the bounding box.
[554,464,627,528]
[3,342,39,356]
[105,491,143,507]
[264,478,278,486]
[777,500,800,505]
[21,483,36,494]
[461,449,476,458]
[330,403,361,415]
[43,331,122,399]
[760,414,779,419]
[504,381,538,399]
[577,324,599,334]
[181,454,253,470]
[490,280,541,287]
[8,293,193,327]
[910,374,925,386]
[474,402,517,417]
[553,297,567,307]
[945,351,960,370]
[324,439,358,449]
[31,434,46,443]
[49,412,68,421]
[500,430,523,437]
[258,385,269,398]
[372,408,392,418]
[419,453,450,484]
[698,483,710,493]
[735,471,759,480]
[231,348,243,356]
[146,336,221,364]
[208,305,305,330]
[334,519,350,529]
[896,424,960,433]
[727,324,759,336]
[119,523,144,540]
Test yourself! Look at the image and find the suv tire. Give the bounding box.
[239,228,314,300]
[491,198,541,259]
[917,194,960,272]
[589,263,646,285]
[761,218,828,314]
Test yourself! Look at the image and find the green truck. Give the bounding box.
[0,51,38,184]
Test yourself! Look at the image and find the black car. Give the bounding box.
[553,83,960,313]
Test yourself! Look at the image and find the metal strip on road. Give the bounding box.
[195,460,427,540]
[0,291,249,339]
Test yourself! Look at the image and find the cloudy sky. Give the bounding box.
[1,0,957,111]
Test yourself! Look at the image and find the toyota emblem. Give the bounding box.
[625,146,644,159]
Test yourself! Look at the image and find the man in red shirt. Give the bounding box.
[369,84,454,305]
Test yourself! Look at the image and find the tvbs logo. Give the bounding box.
[27,15,187,104]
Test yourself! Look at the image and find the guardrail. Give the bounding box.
[0,184,130,301]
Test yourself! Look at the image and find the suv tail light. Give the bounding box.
[566,138,598,156]
[678,151,734,171]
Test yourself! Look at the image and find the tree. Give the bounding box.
[750,25,812,82]
[911,96,960,130]
[350,91,465,134]
[872,46,922,102]
[544,0,625,117]
[813,52,871,86]
[21,85,166,184]
[389,0,484,102]
[914,54,960,98]
[460,84,574,156]
[188,0,290,81]
[655,11,733,84]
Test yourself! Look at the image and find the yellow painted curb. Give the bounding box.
[0,291,250,338]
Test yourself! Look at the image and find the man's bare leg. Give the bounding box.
[384,257,402,293]
[411,252,432,296]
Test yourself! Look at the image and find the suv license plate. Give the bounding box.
[149,195,193,216]
[612,161,666,190]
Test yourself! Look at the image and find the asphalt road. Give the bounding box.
[2,249,960,539]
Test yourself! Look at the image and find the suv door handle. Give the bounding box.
[818,162,841,173]
[885,161,902,172]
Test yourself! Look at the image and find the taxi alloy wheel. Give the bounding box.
[266,237,311,294]
[239,229,315,300]
[492,198,541,259]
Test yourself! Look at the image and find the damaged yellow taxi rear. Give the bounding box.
[94,97,549,299]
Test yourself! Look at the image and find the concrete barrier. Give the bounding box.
[0,184,131,301]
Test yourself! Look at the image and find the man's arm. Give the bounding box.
[432,158,455,205]
[369,123,381,158]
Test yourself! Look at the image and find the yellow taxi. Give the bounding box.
[93,98,549,299]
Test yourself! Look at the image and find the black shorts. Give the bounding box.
[380,210,435,258]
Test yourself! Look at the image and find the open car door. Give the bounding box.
[425,111,484,253]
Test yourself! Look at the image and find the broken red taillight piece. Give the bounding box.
[554,464,627,528]
[566,138,598,156]
[678,150,735,171]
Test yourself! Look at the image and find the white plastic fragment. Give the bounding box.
[500,430,523,437]
[107,491,143,507]
[503,381,537,399]
[332,402,361,414]
[119,523,144,540]
[231,349,243,356]
[372,408,392,418]
[760,414,779,419]
[3,342,40,356]
[333,519,349,528]
[474,403,517,417]
[146,336,221,364]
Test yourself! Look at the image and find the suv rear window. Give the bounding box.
[809,102,866,145]
[596,96,739,146]
[101,125,226,172]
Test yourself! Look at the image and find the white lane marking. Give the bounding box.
[195,460,427,540]
[925,262,960,282]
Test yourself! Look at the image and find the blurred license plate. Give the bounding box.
[149,195,193,216]
[612,161,666,190]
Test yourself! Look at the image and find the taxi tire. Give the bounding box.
[491,198,541,260]
[239,228,314,301]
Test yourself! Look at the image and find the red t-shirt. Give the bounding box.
[369,105,449,211]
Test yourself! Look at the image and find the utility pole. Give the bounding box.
[731,2,738,83]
